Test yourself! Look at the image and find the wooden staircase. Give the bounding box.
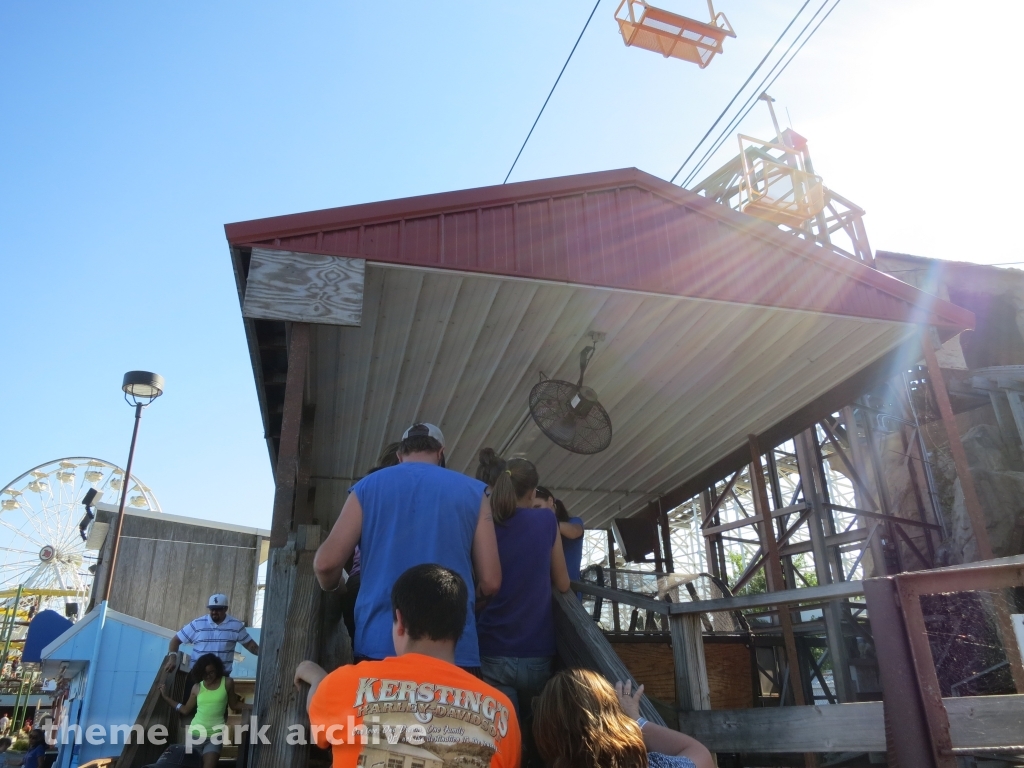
[116,666,255,768]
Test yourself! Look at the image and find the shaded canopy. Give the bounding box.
[226,168,972,527]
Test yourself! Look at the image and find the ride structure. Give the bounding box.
[0,458,160,619]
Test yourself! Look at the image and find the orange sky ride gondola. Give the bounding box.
[615,0,735,68]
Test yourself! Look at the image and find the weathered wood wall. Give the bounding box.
[676,694,1024,754]
[91,505,265,631]
[610,640,753,710]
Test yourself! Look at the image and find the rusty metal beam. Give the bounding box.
[748,435,807,707]
[920,333,993,560]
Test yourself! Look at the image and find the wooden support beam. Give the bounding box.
[270,323,310,548]
[920,333,993,560]
[251,525,322,768]
[292,403,317,528]
[669,614,711,712]
[747,435,807,707]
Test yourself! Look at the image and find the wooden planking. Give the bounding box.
[98,510,260,632]
[243,248,364,326]
[675,694,1024,754]
[946,693,1024,748]
[677,702,886,753]
[251,527,323,768]
[552,589,666,726]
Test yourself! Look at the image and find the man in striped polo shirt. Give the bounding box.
[164,593,259,676]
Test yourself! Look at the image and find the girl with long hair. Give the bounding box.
[533,669,713,768]
[475,449,570,756]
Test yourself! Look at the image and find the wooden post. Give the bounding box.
[748,436,807,707]
[292,404,317,528]
[250,525,322,768]
[270,323,311,548]
[669,613,711,712]
[920,332,992,560]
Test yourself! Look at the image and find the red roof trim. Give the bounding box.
[225,168,974,332]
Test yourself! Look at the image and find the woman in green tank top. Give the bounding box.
[159,652,249,768]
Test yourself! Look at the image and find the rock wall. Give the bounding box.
[944,423,1024,563]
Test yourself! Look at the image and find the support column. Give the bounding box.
[251,321,315,768]
[669,613,710,712]
[251,525,322,768]
[841,406,888,577]
[921,333,993,560]
[747,435,806,707]
[795,430,854,703]
[270,323,311,548]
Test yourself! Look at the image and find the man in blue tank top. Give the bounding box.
[314,423,501,669]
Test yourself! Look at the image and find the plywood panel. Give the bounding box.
[243,248,364,326]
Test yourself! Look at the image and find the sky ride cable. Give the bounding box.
[668,0,814,184]
[681,0,843,188]
[504,0,603,184]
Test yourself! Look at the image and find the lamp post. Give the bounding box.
[101,371,164,605]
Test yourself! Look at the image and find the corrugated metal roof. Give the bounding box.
[226,168,973,527]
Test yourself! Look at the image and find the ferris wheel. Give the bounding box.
[0,457,161,615]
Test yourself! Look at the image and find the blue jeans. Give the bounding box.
[479,655,553,723]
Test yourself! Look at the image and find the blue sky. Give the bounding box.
[2,0,1020,530]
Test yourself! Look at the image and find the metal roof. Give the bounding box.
[226,168,973,527]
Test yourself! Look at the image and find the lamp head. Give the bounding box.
[122,371,164,406]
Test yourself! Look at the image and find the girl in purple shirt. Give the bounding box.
[476,451,570,761]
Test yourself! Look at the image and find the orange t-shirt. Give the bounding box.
[308,653,521,768]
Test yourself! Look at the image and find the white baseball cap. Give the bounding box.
[402,423,445,447]
[208,594,229,608]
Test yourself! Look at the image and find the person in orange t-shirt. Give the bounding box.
[295,564,521,768]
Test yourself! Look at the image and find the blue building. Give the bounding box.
[40,602,261,768]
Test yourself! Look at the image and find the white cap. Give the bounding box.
[208,593,229,608]
[402,423,445,447]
